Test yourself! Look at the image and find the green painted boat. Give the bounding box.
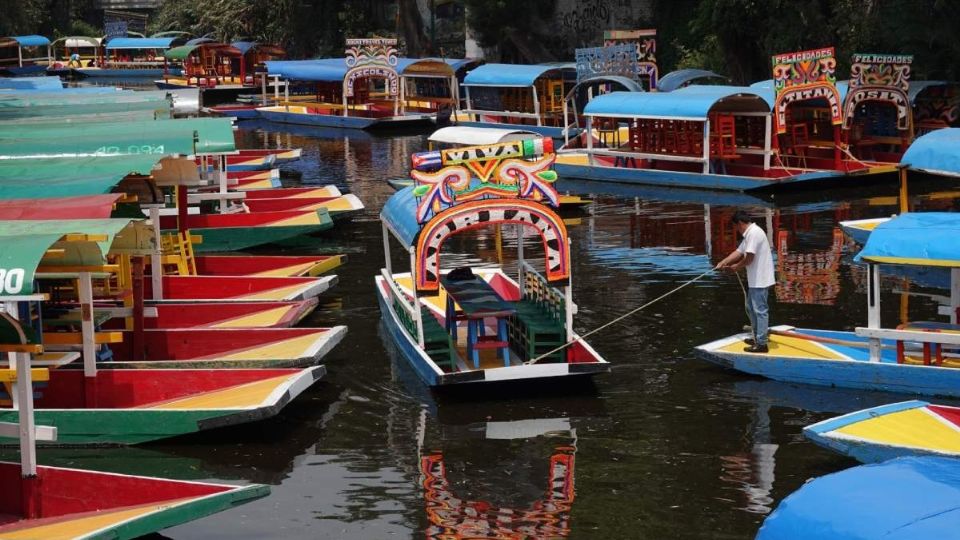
[0,117,235,159]
[161,208,335,253]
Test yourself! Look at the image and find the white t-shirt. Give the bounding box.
[737,222,775,288]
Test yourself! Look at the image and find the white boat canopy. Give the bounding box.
[428,126,541,146]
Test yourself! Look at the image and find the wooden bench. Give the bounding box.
[508,269,567,363]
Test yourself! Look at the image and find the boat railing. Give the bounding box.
[381,268,423,345]
[856,326,960,365]
[520,260,571,317]
[461,108,541,121]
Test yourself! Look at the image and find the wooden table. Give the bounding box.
[441,275,516,368]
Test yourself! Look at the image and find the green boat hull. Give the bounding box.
[189,223,333,253]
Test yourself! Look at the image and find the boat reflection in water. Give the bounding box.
[774,227,844,305]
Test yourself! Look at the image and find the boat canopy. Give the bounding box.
[443,58,480,73]
[105,37,182,50]
[394,58,454,77]
[463,63,574,87]
[50,36,102,49]
[749,79,849,107]
[658,69,727,92]
[0,76,63,91]
[900,128,960,176]
[0,194,122,220]
[0,155,201,199]
[0,90,171,124]
[856,212,960,267]
[151,31,192,39]
[164,43,241,61]
[0,118,236,158]
[381,186,422,247]
[0,218,152,294]
[0,35,50,48]
[231,41,285,57]
[265,60,347,82]
[757,457,960,540]
[428,126,540,145]
[582,86,771,120]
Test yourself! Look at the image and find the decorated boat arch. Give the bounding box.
[376,137,608,387]
[841,53,914,162]
[0,35,50,76]
[602,29,658,90]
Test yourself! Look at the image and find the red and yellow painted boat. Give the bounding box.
[236,147,302,163]
[146,274,338,302]
[89,326,347,368]
[241,185,342,199]
[193,254,346,277]
[158,208,334,252]
[144,300,318,328]
[196,153,275,172]
[243,193,365,216]
[0,464,268,539]
[226,169,281,190]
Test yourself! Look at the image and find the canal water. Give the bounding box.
[31,120,960,538]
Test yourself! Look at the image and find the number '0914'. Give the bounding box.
[0,268,26,294]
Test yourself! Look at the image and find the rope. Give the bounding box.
[524,268,714,365]
[836,142,870,168]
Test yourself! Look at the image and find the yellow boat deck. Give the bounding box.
[0,497,197,539]
[142,373,296,410]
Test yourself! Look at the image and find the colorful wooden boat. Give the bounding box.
[226,168,282,190]
[243,193,365,216]
[804,400,960,463]
[240,185,341,199]
[696,212,960,397]
[757,456,960,540]
[556,47,899,191]
[258,39,442,130]
[0,327,269,537]
[158,208,334,252]
[74,36,187,78]
[197,152,275,172]
[93,326,346,368]
[377,139,610,387]
[0,35,50,76]
[839,216,889,244]
[456,63,578,141]
[386,176,590,210]
[145,275,338,302]
[236,147,302,163]
[142,300,318,328]
[193,254,346,277]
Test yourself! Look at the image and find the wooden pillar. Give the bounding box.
[898,167,909,214]
[132,257,146,361]
[176,185,188,233]
[833,124,842,170]
[149,206,164,300]
[763,114,772,171]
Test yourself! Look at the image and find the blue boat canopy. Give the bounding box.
[443,58,479,73]
[265,60,347,82]
[2,35,50,47]
[232,41,256,55]
[658,69,727,92]
[900,128,960,176]
[856,212,960,267]
[583,86,770,120]
[758,457,960,540]
[105,37,179,50]
[749,79,848,107]
[463,63,572,87]
[381,186,421,247]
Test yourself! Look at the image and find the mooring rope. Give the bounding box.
[524,268,715,365]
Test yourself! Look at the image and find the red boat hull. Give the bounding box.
[145,275,334,302]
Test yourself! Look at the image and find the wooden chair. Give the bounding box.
[789,124,810,168]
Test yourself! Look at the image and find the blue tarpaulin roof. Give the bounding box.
[265,60,347,82]
[658,69,727,92]
[855,212,960,267]
[583,86,770,119]
[463,63,572,87]
[105,37,178,50]
[749,79,848,107]
[900,128,960,176]
[381,186,421,247]
[232,41,256,54]
[5,35,50,47]
[758,457,960,540]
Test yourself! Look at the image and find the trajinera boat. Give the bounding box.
[0,303,268,537]
[696,211,960,397]
[375,137,610,386]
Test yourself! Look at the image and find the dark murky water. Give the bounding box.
[31,118,960,538]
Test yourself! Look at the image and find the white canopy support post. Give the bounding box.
[409,248,425,347]
[218,154,228,214]
[763,114,772,171]
[586,116,594,166]
[17,46,23,68]
[464,86,473,120]
[342,81,349,117]
[15,351,36,478]
[531,85,542,126]
[702,118,711,174]
[517,224,525,299]
[283,77,289,102]
[382,221,392,275]
[149,206,164,300]
[4,301,18,405]
[867,263,882,361]
[562,96,570,145]
[261,71,267,102]
[952,268,960,325]
[765,209,774,246]
[79,272,97,378]
[565,239,573,341]
[397,76,404,116]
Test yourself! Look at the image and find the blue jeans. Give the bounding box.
[746,287,770,346]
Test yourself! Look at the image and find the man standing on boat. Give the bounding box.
[716,211,776,353]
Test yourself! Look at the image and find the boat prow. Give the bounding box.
[838,216,890,244]
[804,400,960,462]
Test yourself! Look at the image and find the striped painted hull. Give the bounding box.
[159,208,334,252]
[193,254,346,277]
[241,185,342,200]
[99,326,346,368]
[243,194,364,216]
[839,217,889,244]
[145,275,338,302]
[696,326,960,398]
[142,300,318,329]
[0,463,267,539]
[236,148,302,163]
[804,400,960,463]
[0,366,325,445]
